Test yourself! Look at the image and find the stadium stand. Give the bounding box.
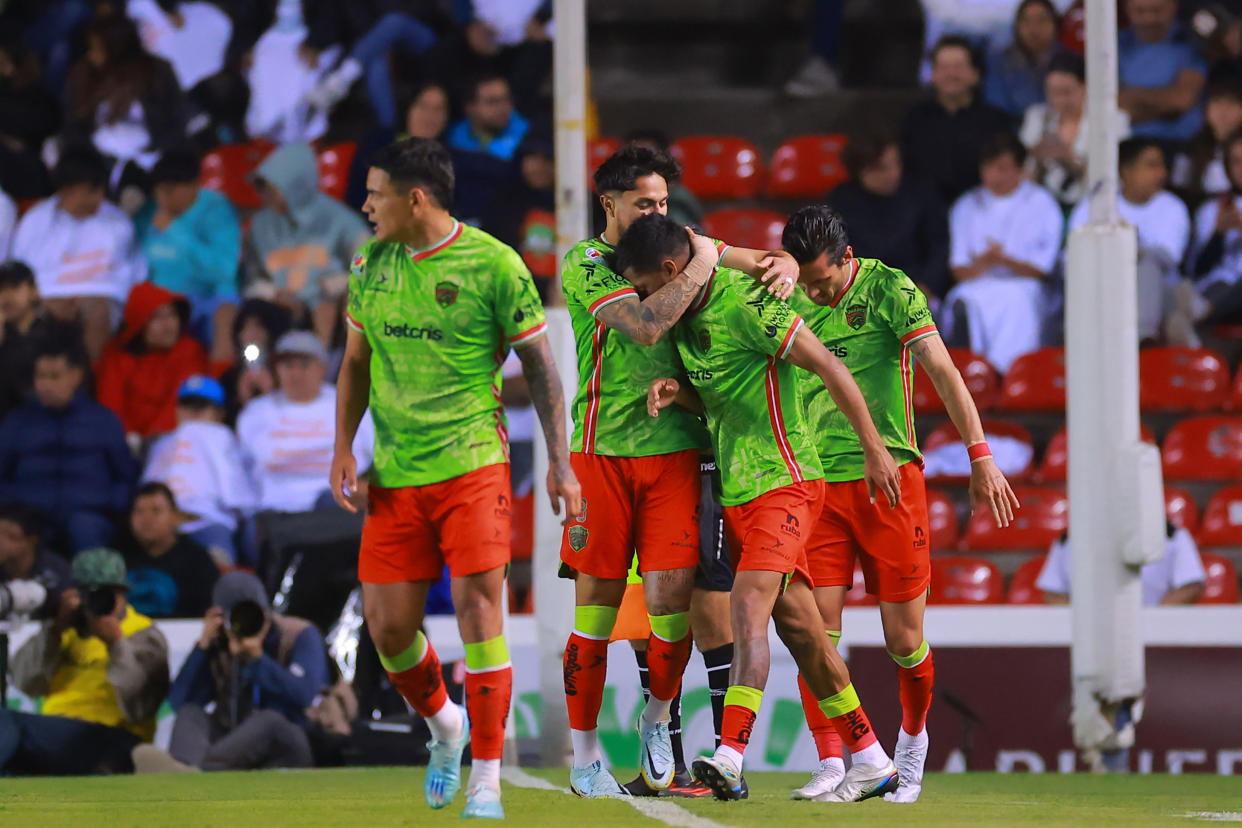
[963,486,1068,553]
[669,135,766,200]
[912,348,999,415]
[766,134,849,199]
[1006,555,1047,605]
[929,555,1004,605]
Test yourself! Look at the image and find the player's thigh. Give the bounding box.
[434,463,512,580]
[723,480,823,585]
[772,579,829,656]
[359,484,442,587]
[814,585,847,631]
[634,449,701,574]
[560,452,634,580]
[361,580,432,656]
[856,462,932,603]
[807,478,862,591]
[879,591,928,656]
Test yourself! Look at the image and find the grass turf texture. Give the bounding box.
[1,768,1239,826]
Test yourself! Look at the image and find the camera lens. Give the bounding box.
[228,599,266,639]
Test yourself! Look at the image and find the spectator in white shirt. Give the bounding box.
[1068,137,1190,343]
[142,375,255,569]
[236,331,373,515]
[0,188,16,259]
[942,132,1064,372]
[10,147,146,361]
[127,0,232,93]
[1037,523,1207,606]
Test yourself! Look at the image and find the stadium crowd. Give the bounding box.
[0,0,1239,781]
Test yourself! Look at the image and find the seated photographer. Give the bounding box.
[0,503,72,619]
[1,548,170,775]
[167,571,328,770]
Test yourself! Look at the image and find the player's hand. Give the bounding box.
[647,378,681,417]
[756,253,798,300]
[969,457,1021,528]
[863,447,901,508]
[547,462,582,526]
[329,448,359,513]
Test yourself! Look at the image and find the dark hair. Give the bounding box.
[594,144,683,194]
[369,137,455,210]
[464,72,509,105]
[979,131,1028,166]
[1048,51,1085,83]
[930,34,982,73]
[151,147,201,186]
[232,299,293,348]
[134,481,177,510]
[1013,0,1060,56]
[53,146,109,191]
[0,502,45,539]
[841,132,898,179]
[782,206,850,266]
[178,395,221,413]
[1119,137,1165,170]
[613,213,691,276]
[0,260,36,290]
[622,128,672,151]
[34,337,87,370]
[71,16,161,124]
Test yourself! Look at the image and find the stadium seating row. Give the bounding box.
[200,140,358,208]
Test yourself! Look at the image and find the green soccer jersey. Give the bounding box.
[674,268,824,506]
[346,221,546,488]
[791,258,939,482]
[561,235,724,458]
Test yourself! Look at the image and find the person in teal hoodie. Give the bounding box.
[244,143,370,346]
[134,149,242,363]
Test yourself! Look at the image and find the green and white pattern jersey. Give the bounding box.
[561,235,725,458]
[791,257,939,482]
[674,267,824,506]
[346,221,546,488]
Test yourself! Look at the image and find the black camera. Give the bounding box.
[72,587,119,638]
[227,599,267,640]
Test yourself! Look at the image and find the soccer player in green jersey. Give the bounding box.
[329,138,581,821]
[781,205,1020,803]
[626,214,903,804]
[559,144,801,798]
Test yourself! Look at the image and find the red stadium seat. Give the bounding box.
[1196,485,1242,547]
[923,419,1033,484]
[766,133,849,199]
[670,136,764,200]
[316,141,357,201]
[1229,364,1242,411]
[1161,416,1242,481]
[1164,486,1200,534]
[999,348,1065,412]
[844,563,878,606]
[963,486,1067,552]
[929,555,1004,604]
[1006,556,1047,604]
[587,137,620,184]
[1199,553,1240,604]
[702,208,785,252]
[926,488,959,550]
[1037,424,1156,483]
[913,348,999,415]
[200,140,273,210]
[1139,346,1229,412]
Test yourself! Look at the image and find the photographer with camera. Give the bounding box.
[165,571,328,770]
[1,548,170,775]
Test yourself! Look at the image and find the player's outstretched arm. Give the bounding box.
[720,246,799,300]
[331,326,372,513]
[515,336,583,525]
[646,377,703,417]
[784,329,902,507]
[596,231,718,345]
[909,335,1020,527]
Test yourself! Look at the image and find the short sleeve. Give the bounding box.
[1167,528,1206,589]
[948,197,973,269]
[345,240,374,334]
[1177,41,1208,76]
[874,269,938,347]
[494,246,547,347]
[1036,539,1071,595]
[726,283,804,359]
[562,245,637,317]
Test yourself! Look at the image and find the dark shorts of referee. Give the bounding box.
[695,459,734,592]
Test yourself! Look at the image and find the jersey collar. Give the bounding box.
[827,258,860,308]
[406,220,462,262]
[687,268,718,315]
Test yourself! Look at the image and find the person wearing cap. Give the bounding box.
[2,547,170,775]
[141,373,256,568]
[236,330,374,517]
[166,570,328,770]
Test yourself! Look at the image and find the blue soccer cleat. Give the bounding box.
[425,704,470,809]
[461,785,504,820]
[692,754,746,801]
[569,761,630,799]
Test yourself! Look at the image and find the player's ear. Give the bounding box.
[844,244,854,262]
[599,192,614,219]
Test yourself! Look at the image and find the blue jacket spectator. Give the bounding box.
[446,74,530,162]
[0,341,137,553]
[984,0,1063,119]
[1118,0,1207,141]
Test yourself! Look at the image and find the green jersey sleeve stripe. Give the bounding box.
[510,320,548,346]
[344,310,364,333]
[777,316,805,359]
[900,324,939,346]
[588,286,637,315]
[765,357,806,483]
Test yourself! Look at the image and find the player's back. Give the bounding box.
[347,223,546,488]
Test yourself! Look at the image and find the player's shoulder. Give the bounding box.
[450,222,520,261]
[857,258,917,295]
[562,236,612,268]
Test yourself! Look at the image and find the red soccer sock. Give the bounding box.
[720,686,763,755]
[646,632,692,703]
[384,637,449,719]
[466,666,513,761]
[564,633,609,730]
[895,646,935,736]
[798,674,843,761]
[819,684,880,754]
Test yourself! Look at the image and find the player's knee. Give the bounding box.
[883,626,923,658]
[364,606,414,658]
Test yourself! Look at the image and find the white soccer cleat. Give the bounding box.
[569,761,631,799]
[637,717,675,790]
[790,757,846,800]
[812,760,898,803]
[884,727,929,803]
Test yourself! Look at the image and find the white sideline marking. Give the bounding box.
[502,767,734,828]
[1183,812,1242,822]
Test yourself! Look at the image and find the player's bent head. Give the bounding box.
[365,138,455,240]
[594,144,682,231]
[614,213,692,296]
[783,206,854,304]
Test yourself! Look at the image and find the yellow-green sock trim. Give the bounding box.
[818,683,862,719]
[827,630,842,646]
[723,685,764,714]
[574,605,618,639]
[888,639,930,669]
[648,611,689,642]
[378,630,428,674]
[464,635,510,671]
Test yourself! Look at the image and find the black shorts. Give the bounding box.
[695,459,734,592]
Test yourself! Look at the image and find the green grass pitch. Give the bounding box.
[1,767,1239,826]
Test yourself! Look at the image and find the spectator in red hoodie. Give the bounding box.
[96,281,208,442]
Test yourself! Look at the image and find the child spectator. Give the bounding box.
[120,481,220,618]
[0,260,85,420]
[0,503,72,619]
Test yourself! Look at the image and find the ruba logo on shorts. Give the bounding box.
[568,525,589,551]
[913,525,927,549]
[435,281,459,307]
[495,493,511,520]
[780,513,801,538]
[846,303,867,330]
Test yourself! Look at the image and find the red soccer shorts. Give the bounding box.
[560,450,701,580]
[806,461,931,602]
[722,479,825,586]
[359,463,511,583]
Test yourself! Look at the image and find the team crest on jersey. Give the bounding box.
[568,525,589,551]
[351,253,366,274]
[585,247,603,261]
[435,281,459,307]
[697,329,711,351]
[846,303,868,330]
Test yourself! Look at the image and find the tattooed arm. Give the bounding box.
[516,335,583,523]
[595,232,719,345]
